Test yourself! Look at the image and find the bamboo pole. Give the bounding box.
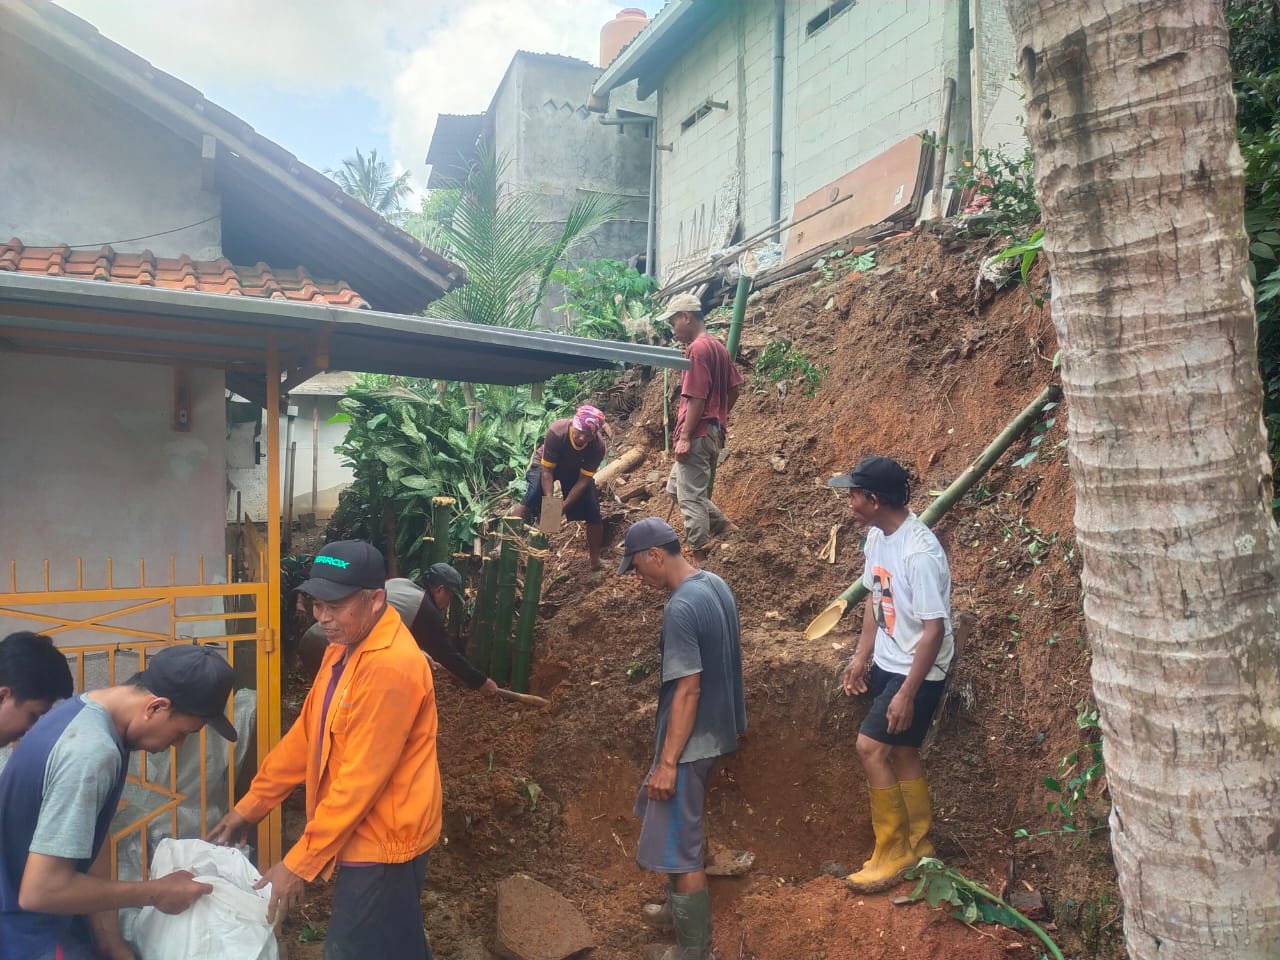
[805,383,1063,639]
[725,274,752,361]
[470,555,499,671]
[430,497,456,567]
[488,517,522,686]
[511,531,547,693]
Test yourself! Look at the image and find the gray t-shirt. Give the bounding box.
[654,571,747,764]
[29,696,124,861]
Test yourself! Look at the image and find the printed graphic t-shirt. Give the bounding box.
[861,513,955,681]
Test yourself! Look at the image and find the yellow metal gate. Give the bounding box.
[0,553,282,875]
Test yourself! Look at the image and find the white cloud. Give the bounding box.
[56,0,435,94]
[53,0,646,191]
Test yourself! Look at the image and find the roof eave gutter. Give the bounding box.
[0,272,691,373]
[590,0,695,101]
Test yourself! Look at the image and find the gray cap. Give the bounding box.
[617,517,680,574]
[424,562,465,598]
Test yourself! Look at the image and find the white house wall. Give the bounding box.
[226,396,353,525]
[0,354,228,644]
[655,0,976,281]
[0,38,221,258]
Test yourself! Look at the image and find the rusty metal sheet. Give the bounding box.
[783,136,931,264]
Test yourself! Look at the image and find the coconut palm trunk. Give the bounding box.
[1004,1,1280,956]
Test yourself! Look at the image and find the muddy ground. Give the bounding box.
[280,233,1124,959]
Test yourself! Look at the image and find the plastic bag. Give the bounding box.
[130,838,279,960]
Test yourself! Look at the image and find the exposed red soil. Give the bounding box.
[281,234,1124,960]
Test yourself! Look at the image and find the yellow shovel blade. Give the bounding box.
[804,598,849,640]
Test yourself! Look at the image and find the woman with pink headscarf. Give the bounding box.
[511,405,609,569]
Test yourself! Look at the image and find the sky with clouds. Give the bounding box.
[56,0,649,197]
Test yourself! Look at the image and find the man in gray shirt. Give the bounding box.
[617,517,746,960]
[0,645,239,960]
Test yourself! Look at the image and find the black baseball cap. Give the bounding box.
[136,645,237,742]
[424,563,465,599]
[829,456,911,502]
[617,517,680,574]
[297,541,386,601]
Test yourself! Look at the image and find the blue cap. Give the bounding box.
[617,517,680,574]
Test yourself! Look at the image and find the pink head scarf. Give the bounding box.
[571,404,606,437]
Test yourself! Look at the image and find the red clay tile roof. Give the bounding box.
[0,238,369,309]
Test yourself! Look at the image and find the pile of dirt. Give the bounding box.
[283,233,1123,960]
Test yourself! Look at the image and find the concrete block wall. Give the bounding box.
[654,0,971,283]
[972,0,1026,154]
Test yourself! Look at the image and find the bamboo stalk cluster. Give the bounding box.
[430,500,546,694]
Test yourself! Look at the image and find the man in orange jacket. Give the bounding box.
[209,540,442,960]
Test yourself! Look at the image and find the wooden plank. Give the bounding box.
[538,496,563,535]
[783,136,931,264]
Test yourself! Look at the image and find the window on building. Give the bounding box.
[806,0,854,37]
[681,102,713,133]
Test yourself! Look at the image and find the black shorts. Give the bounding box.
[859,664,946,748]
[519,465,602,523]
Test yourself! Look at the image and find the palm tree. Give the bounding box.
[430,146,622,330]
[428,146,623,430]
[1005,1,1280,956]
[327,148,414,221]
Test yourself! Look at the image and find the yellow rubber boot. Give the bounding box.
[899,777,935,860]
[844,786,917,893]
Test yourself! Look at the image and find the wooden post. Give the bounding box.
[511,531,547,693]
[430,497,456,566]
[449,552,471,646]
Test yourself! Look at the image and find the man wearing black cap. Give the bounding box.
[299,563,498,696]
[209,540,443,960]
[0,644,238,960]
[617,517,746,960]
[829,456,954,894]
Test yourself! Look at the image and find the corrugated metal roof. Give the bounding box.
[0,272,689,386]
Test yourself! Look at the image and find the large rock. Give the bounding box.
[495,875,594,960]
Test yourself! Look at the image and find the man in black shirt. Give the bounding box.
[300,564,498,696]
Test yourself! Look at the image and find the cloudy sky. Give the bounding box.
[57,1,649,194]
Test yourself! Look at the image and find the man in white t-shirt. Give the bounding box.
[830,456,954,893]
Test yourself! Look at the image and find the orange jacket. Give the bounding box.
[236,605,442,881]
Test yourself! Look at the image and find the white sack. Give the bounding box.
[130,838,278,960]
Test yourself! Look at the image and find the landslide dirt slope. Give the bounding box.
[286,234,1123,960]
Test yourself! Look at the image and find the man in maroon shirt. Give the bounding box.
[661,293,743,561]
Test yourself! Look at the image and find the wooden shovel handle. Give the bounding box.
[496,688,549,707]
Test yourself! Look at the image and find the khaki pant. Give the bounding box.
[667,426,730,549]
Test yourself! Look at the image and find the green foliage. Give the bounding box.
[550,258,666,341]
[326,148,413,221]
[401,188,462,249]
[1228,3,1280,504]
[327,377,575,579]
[951,142,1041,235]
[298,923,327,943]
[1015,701,1107,842]
[753,338,826,398]
[904,858,1064,960]
[429,147,624,331]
